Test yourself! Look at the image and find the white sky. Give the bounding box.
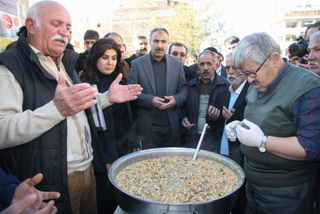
[52,0,319,39]
[213,0,320,39]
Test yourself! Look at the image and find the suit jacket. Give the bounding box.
[127,53,188,140]
[220,64,227,78]
[181,73,230,149]
[184,65,198,82]
[206,81,250,166]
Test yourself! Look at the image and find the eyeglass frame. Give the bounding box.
[242,54,271,78]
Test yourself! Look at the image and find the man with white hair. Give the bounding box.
[0,1,142,213]
[307,31,320,76]
[226,32,320,213]
[206,52,249,214]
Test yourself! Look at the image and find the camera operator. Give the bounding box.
[288,22,320,69]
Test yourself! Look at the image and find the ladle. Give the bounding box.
[192,123,208,160]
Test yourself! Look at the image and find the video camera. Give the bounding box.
[288,36,309,58]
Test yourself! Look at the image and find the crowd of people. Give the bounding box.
[1,1,320,214]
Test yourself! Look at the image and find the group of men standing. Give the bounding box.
[1,1,320,214]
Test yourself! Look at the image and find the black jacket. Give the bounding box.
[184,65,198,82]
[0,31,107,214]
[124,53,137,67]
[75,50,88,73]
[206,82,250,166]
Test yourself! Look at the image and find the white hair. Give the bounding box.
[309,31,320,43]
[27,1,62,27]
[233,32,281,69]
[198,50,218,64]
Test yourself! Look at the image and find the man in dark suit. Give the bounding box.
[181,50,230,149]
[127,28,188,149]
[206,52,249,214]
[169,42,198,82]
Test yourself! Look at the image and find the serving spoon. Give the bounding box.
[192,123,208,160]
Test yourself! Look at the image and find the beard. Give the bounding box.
[227,74,242,86]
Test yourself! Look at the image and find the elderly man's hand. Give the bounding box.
[53,72,98,117]
[182,118,195,129]
[222,107,235,120]
[108,74,142,103]
[225,120,242,142]
[207,106,220,120]
[2,173,60,214]
[236,119,264,147]
[295,60,309,70]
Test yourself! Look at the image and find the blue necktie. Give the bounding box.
[220,92,239,156]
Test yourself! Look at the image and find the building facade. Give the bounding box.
[275,4,320,57]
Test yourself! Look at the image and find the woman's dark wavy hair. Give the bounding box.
[81,38,124,83]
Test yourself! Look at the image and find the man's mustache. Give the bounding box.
[251,79,258,85]
[202,70,211,74]
[155,48,164,51]
[140,47,147,51]
[52,34,68,44]
[308,61,319,66]
[227,74,237,79]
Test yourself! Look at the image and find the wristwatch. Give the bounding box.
[259,135,268,153]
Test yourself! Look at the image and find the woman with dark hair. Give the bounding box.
[81,38,140,214]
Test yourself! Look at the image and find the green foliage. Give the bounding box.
[163,1,224,55]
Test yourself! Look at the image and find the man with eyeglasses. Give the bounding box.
[226,32,320,213]
[169,42,198,82]
[75,30,99,74]
[206,52,249,214]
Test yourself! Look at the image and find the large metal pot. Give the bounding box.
[109,147,245,214]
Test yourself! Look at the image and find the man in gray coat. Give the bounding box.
[127,28,187,149]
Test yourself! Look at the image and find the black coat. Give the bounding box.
[220,64,227,78]
[206,82,250,166]
[75,50,88,73]
[184,65,198,82]
[0,31,107,213]
[181,74,230,149]
[85,73,139,201]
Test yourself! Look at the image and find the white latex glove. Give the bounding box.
[236,119,264,147]
[225,120,242,142]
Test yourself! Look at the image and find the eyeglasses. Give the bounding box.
[243,55,271,78]
[171,51,186,57]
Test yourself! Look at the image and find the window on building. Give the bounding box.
[286,35,296,42]
[301,19,314,28]
[286,21,297,28]
[278,36,283,42]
